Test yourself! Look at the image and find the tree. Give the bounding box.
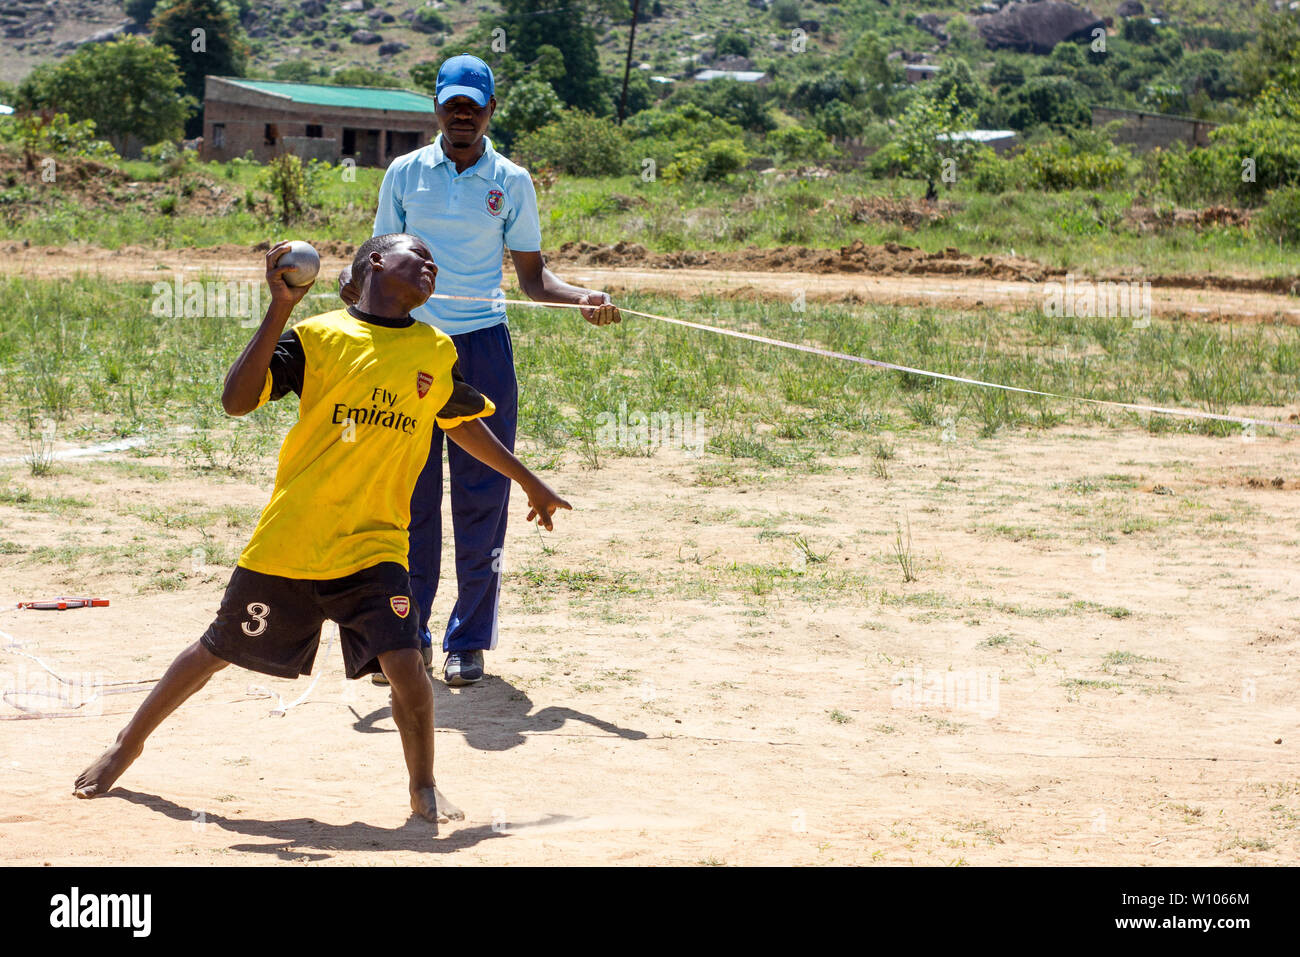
[512,110,629,176]
[932,58,986,116]
[715,31,750,58]
[1236,10,1300,99]
[1004,75,1090,132]
[480,1,624,114]
[673,78,775,132]
[847,32,899,118]
[125,0,162,26]
[884,88,979,200]
[15,38,195,152]
[789,72,860,113]
[151,0,249,136]
[990,60,1026,89]
[273,60,328,83]
[492,78,564,146]
[771,0,800,27]
[813,99,866,139]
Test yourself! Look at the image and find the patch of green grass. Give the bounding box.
[1102,650,1157,670]
[0,486,92,514]
[1219,834,1275,853]
[5,270,1300,484]
[1073,600,1133,619]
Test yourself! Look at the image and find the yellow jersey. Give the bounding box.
[237,307,494,579]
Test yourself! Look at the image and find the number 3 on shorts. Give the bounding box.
[241,602,270,637]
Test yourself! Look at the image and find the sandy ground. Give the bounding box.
[1,422,1298,865]
[2,243,1299,321]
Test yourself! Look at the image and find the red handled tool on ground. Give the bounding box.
[16,597,110,610]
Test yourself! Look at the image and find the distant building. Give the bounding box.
[1091,105,1219,152]
[937,130,1019,154]
[693,69,769,84]
[201,76,440,167]
[904,64,941,84]
[0,103,13,116]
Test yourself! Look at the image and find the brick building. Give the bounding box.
[201,76,441,167]
[1091,106,1219,152]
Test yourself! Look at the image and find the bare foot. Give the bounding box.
[74,739,141,798]
[411,785,463,823]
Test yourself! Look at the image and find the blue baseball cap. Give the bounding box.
[436,54,495,108]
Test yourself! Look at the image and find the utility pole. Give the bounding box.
[618,0,642,124]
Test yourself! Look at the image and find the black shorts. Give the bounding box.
[200,562,420,680]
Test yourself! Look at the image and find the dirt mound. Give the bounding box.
[1126,205,1253,231]
[1138,273,1300,296]
[551,239,1059,282]
[0,149,128,193]
[0,147,240,218]
[840,196,960,228]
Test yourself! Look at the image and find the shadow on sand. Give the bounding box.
[350,673,648,751]
[107,789,578,858]
[93,676,645,858]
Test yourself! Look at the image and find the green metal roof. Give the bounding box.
[217,77,439,113]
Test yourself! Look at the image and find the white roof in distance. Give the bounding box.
[936,129,1018,142]
[694,69,766,82]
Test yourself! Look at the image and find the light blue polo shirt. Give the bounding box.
[373,134,542,335]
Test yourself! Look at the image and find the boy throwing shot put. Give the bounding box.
[74,234,570,823]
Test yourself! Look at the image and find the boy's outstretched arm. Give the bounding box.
[222,242,315,416]
[444,419,571,530]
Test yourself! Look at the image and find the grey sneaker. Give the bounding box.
[443,650,484,686]
[371,642,434,685]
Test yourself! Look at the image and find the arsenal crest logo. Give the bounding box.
[390,596,410,618]
[416,370,434,398]
[486,188,504,216]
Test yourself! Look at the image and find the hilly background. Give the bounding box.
[0,0,1269,89]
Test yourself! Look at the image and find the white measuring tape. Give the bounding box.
[245,621,338,717]
[427,292,1300,433]
[0,620,340,720]
[0,628,157,720]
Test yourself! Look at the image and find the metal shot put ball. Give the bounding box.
[278,241,321,287]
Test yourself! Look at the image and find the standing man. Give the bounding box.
[342,53,620,687]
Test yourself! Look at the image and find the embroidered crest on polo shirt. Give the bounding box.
[486,188,504,216]
[416,371,434,398]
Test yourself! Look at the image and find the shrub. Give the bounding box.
[623,104,748,175]
[1002,75,1091,132]
[715,31,750,58]
[968,132,1132,193]
[1256,186,1300,245]
[512,110,630,177]
[141,139,192,177]
[812,100,867,139]
[0,113,117,169]
[1017,138,1130,190]
[663,139,751,183]
[258,153,310,223]
[772,0,800,27]
[968,147,1016,193]
[412,8,448,33]
[765,125,839,167]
